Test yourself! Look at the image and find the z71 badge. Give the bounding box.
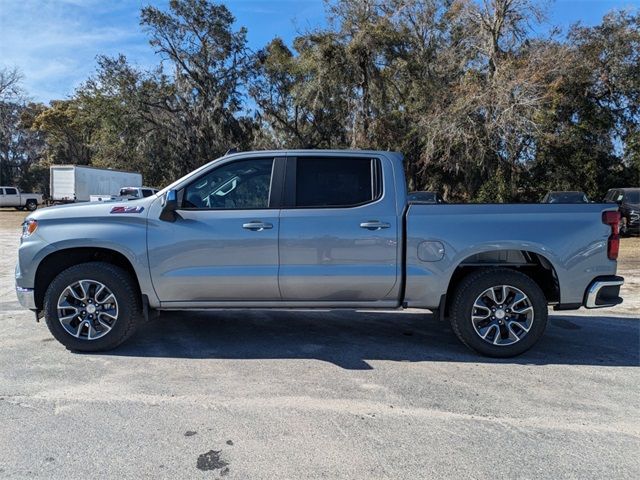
[110,206,145,214]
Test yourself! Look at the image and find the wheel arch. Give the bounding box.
[444,249,560,315]
[34,247,141,310]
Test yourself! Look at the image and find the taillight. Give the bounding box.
[602,210,620,260]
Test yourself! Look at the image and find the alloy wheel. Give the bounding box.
[56,279,119,340]
[471,284,534,346]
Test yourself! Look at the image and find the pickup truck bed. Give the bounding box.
[405,202,619,310]
[15,150,624,357]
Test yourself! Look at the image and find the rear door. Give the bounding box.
[278,154,399,304]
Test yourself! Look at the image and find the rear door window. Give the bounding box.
[294,157,381,208]
[5,188,17,195]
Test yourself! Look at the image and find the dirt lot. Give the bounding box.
[0,209,638,479]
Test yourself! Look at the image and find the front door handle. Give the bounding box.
[360,221,391,230]
[243,221,273,231]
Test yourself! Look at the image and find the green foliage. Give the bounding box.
[475,166,511,203]
[18,162,49,196]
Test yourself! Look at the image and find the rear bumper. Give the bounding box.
[16,286,36,310]
[584,275,624,308]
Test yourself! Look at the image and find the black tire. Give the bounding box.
[26,200,37,211]
[449,268,548,357]
[44,262,142,352]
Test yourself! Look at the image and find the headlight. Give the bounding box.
[21,219,38,238]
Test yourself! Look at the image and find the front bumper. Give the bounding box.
[16,286,36,310]
[624,212,639,232]
[584,276,624,308]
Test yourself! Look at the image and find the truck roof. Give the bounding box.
[224,149,404,159]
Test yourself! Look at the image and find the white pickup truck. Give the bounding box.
[0,187,43,211]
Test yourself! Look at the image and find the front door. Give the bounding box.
[148,157,281,303]
[278,155,400,304]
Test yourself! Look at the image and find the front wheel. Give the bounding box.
[449,268,548,357]
[43,262,142,351]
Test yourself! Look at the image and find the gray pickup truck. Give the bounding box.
[15,150,624,357]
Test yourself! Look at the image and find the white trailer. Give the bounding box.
[50,165,143,202]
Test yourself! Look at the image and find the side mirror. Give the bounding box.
[160,189,178,222]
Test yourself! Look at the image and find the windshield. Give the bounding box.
[548,192,588,203]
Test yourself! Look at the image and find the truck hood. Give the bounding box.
[26,196,158,222]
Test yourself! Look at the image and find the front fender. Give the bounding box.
[16,215,159,307]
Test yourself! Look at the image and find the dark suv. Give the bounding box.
[604,188,640,236]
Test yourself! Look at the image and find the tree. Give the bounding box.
[251,35,353,149]
[31,100,92,166]
[140,0,255,174]
[531,10,640,199]
[0,68,45,188]
[75,55,177,187]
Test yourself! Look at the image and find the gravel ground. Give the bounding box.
[0,209,638,479]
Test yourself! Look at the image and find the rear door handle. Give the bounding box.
[360,221,391,230]
[242,221,273,231]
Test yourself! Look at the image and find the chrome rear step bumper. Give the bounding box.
[584,276,624,308]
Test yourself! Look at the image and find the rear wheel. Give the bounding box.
[449,268,548,357]
[43,262,141,351]
[26,200,37,211]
